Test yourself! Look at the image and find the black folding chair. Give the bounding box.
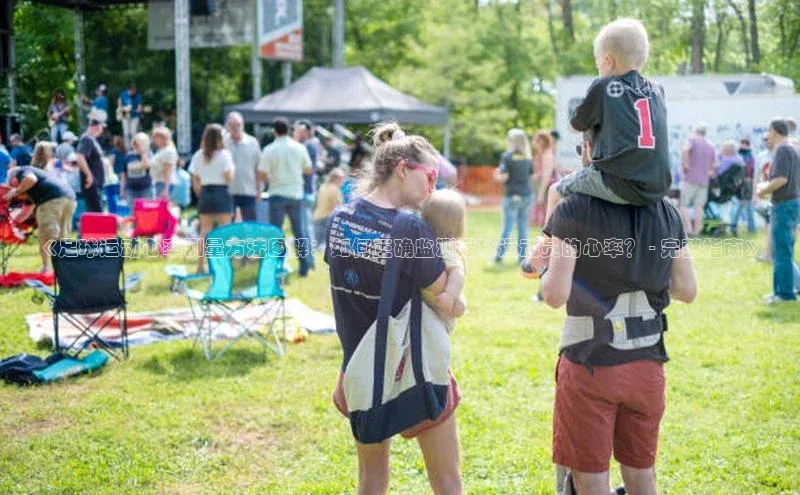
[47,238,130,360]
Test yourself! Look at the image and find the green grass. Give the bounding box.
[1,210,799,494]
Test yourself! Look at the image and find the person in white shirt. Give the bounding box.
[189,123,235,273]
[151,126,179,201]
[258,118,312,277]
[224,112,262,221]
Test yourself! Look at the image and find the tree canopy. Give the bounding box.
[6,0,800,162]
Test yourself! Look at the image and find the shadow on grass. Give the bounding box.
[754,305,799,324]
[138,346,270,381]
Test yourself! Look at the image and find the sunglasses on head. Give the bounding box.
[405,160,439,186]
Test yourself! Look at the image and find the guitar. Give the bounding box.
[47,105,71,127]
[116,104,133,121]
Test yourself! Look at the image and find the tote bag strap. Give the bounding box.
[371,211,417,408]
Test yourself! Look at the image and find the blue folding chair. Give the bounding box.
[166,222,287,360]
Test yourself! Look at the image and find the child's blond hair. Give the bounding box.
[594,18,649,71]
[422,189,467,240]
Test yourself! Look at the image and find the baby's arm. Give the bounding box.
[435,266,466,317]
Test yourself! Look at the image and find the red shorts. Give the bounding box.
[333,370,461,440]
[553,356,665,473]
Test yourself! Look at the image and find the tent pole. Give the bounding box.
[251,0,262,134]
[175,0,191,156]
[4,0,15,141]
[281,62,292,88]
[332,0,344,68]
[74,8,86,124]
[443,120,451,159]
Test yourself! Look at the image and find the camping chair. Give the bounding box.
[0,185,35,275]
[80,212,118,240]
[32,238,131,360]
[166,222,287,360]
[131,198,177,256]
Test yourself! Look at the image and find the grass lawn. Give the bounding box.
[0,209,798,494]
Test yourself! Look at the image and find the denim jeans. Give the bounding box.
[104,184,119,215]
[125,186,154,203]
[496,194,533,262]
[268,195,310,276]
[232,194,257,222]
[729,197,756,233]
[50,122,68,143]
[770,198,800,300]
[154,182,175,200]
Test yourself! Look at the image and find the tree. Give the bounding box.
[748,0,760,64]
[690,0,706,73]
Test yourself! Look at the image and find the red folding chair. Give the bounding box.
[131,199,177,256]
[80,212,119,240]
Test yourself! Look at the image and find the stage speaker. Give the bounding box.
[190,0,218,16]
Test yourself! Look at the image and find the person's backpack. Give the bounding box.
[343,212,451,444]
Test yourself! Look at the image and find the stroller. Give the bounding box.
[701,164,745,237]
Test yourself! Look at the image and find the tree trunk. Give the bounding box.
[747,0,760,64]
[690,0,706,73]
[726,0,750,68]
[545,0,560,56]
[713,10,727,72]
[560,0,575,43]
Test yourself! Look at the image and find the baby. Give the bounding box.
[545,18,671,225]
[421,188,467,333]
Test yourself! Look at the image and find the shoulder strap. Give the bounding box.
[371,210,417,408]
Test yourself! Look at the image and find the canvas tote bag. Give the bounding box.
[343,212,450,444]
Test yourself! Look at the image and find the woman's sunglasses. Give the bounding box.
[405,161,439,187]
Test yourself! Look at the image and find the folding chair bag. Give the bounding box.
[343,212,450,444]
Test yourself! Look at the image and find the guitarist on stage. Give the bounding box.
[118,82,143,149]
[47,89,71,143]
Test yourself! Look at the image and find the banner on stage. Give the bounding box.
[147,0,253,50]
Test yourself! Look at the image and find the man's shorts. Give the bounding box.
[680,181,708,208]
[552,356,665,473]
[333,369,461,440]
[556,166,627,204]
[36,197,76,240]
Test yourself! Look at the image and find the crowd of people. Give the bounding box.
[1,15,798,494]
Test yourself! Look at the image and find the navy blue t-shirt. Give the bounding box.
[123,152,152,190]
[9,166,75,205]
[303,141,317,194]
[324,198,445,369]
[10,145,32,167]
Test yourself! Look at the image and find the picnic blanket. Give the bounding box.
[26,298,336,350]
[0,271,55,288]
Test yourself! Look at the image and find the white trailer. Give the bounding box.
[554,73,800,172]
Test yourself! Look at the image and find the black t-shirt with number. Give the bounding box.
[570,70,671,205]
[543,193,686,366]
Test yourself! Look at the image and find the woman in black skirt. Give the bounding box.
[189,123,235,272]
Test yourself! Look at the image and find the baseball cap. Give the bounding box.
[62,131,78,141]
[88,109,108,126]
[66,152,78,163]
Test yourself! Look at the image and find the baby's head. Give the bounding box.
[422,189,467,240]
[326,167,345,187]
[594,18,649,77]
[721,140,738,157]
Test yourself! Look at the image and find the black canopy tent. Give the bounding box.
[226,66,451,155]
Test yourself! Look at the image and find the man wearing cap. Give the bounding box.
[55,131,78,162]
[758,119,800,303]
[75,110,104,212]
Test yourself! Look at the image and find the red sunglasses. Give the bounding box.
[405,161,439,186]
